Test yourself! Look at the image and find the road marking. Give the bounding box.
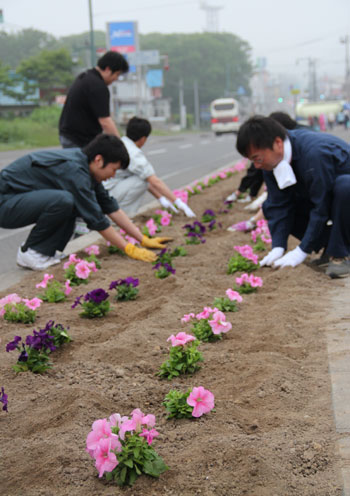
[200,140,210,145]
[179,143,193,149]
[147,148,167,156]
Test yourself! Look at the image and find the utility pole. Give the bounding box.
[193,80,200,129]
[296,57,317,101]
[340,35,350,100]
[178,79,186,129]
[88,0,96,67]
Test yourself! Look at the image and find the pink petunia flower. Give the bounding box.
[86,419,121,456]
[146,218,158,236]
[187,386,215,418]
[173,189,188,204]
[225,288,243,303]
[64,279,72,296]
[75,261,91,279]
[139,428,159,445]
[23,297,42,311]
[196,306,215,320]
[63,253,81,270]
[85,244,100,256]
[181,313,195,323]
[167,332,196,347]
[233,159,248,171]
[208,310,232,335]
[94,438,119,478]
[160,216,171,226]
[35,273,54,289]
[249,274,263,288]
[85,261,98,273]
[235,273,250,286]
[109,413,129,429]
[118,408,156,440]
[125,235,138,245]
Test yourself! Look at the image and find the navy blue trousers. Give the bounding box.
[291,175,350,257]
[0,190,76,256]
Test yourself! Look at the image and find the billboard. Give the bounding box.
[107,21,138,73]
[107,21,138,54]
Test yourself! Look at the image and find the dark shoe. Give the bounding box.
[309,250,330,268]
[325,257,350,279]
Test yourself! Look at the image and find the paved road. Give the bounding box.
[0,131,240,288]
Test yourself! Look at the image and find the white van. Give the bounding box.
[210,98,240,135]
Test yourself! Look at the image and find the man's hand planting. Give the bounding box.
[125,244,157,262]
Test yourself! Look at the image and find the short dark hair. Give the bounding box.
[97,51,129,74]
[126,117,152,141]
[82,134,129,169]
[236,116,287,157]
[269,111,297,130]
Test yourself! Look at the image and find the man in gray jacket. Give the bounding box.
[0,134,169,270]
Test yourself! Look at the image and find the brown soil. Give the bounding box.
[0,171,344,496]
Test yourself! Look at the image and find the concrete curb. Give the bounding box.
[327,277,350,495]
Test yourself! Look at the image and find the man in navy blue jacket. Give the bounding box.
[236,116,350,278]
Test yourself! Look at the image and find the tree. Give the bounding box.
[0,29,57,69]
[16,48,75,104]
[140,32,253,114]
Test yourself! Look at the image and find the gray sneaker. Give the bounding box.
[17,247,61,271]
[325,257,350,279]
[309,250,330,268]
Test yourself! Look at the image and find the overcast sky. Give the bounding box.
[1,0,349,80]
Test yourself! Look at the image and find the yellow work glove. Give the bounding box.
[124,243,157,262]
[141,235,173,249]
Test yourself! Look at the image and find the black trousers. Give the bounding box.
[238,163,264,198]
[0,190,76,256]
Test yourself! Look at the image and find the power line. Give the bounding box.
[95,0,198,17]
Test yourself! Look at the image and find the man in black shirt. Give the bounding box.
[59,51,129,148]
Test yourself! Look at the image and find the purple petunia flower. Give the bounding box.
[124,277,139,287]
[18,344,28,362]
[26,329,56,352]
[85,288,109,304]
[71,295,83,309]
[163,263,176,274]
[203,209,216,217]
[0,387,8,412]
[6,336,22,352]
[109,278,139,289]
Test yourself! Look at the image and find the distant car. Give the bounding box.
[210,98,240,136]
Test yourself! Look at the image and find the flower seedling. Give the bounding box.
[86,409,168,486]
[190,307,232,342]
[183,221,206,245]
[109,278,139,301]
[159,332,203,380]
[5,321,71,373]
[0,293,42,324]
[64,254,97,286]
[212,289,243,312]
[227,245,259,274]
[72,289,110,318]
[235,273,263,294]
[163,386,215,419]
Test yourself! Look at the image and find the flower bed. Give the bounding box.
[0,167,342,495]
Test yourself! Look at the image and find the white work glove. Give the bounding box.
[226,191,238,202]
[158,196,179,213]
[174,198,196,218]
[272,246,308,268]
[260,247,285,267]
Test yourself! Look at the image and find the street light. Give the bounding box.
[88,0,96,67]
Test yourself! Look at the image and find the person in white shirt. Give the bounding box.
[104,117,196,218]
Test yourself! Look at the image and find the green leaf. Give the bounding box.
[124,458,133,468]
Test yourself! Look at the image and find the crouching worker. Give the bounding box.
[103,117,196,217]
[0,134,171,270]
[236,116,350,278]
